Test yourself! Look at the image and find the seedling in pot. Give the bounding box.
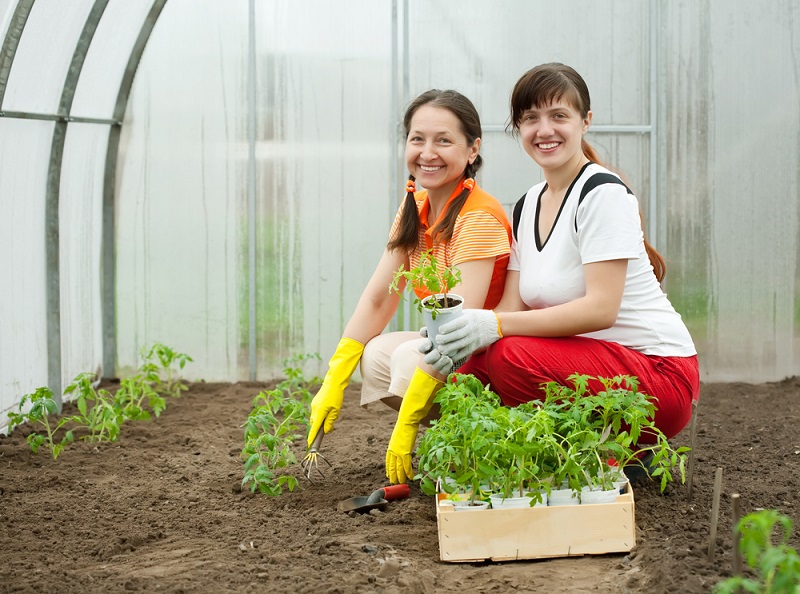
[541,374,689,493]
[389,248,462,319]
[415,374,501,506]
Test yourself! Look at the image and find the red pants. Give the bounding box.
[459,336,700,441]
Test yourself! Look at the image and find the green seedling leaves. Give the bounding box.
[8,387,78,459]
[240,354,321,496]
[390,248,462,320]
[417,372,690,500]
[7,343,193,460]
[715,510,800,593]
[139,342,194,398]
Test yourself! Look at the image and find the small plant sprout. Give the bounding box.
[240,352,322,496]
[389,248,462,319]
[7,387,78,459]
[542,374,690,492]
[415,374,501,505]
[715,509,800,593]
[276,352,322,408]
[241,390,307,496]
[139,342,194,398]
[64,372,123,443]
[114,375,166,421]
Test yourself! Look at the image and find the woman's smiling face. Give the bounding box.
[405,105,480,200]
[517,99,591,172]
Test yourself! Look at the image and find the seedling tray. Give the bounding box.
[435,483,636,562]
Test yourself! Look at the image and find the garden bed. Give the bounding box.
[1,377,799,593]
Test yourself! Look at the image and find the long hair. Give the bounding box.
[508,63,665,282]
[387,89,483,253]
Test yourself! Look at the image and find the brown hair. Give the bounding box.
[508,63,665,282]
[387,89,483,253]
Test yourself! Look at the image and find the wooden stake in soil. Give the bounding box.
[687,400,699,500]
[731,493,742,575]
[707,466,724,562]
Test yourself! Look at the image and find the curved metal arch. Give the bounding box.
[102,0,169,378]
[0,0,33,108]
[45,0,111,406]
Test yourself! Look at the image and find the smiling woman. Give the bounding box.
[425,63,700,445]
[404,104,481,211]
[304,89,512,485]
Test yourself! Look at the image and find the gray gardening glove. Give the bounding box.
[434,309,502,363]
[418,328,468,375]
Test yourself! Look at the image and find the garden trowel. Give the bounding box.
[337,484,410,513]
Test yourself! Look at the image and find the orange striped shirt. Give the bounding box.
[389,182,511,308]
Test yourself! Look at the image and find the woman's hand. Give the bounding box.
[434,309,502,361]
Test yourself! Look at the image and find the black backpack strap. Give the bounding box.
[575,173,633,231]
[512,192,527,242]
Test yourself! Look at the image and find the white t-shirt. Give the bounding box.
[509,162,696,357]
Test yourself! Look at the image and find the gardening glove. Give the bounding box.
[418,328,467,375]
[385,367,444,484]
[418,327,452,375]
[434,309,502,363]
[307,337,364,447]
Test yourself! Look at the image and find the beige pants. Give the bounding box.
[359,331,426,406]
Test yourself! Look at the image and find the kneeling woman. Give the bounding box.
[428,63,699,443]
[306,89,511,484]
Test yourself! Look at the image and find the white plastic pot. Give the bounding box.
[580,486,619,505]
[489,492,548,509]
[422,293,464,349]
[547,487,579,506]
[452,499,490,511]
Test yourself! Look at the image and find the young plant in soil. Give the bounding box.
[113,374,166,421]
[240,353,321,496]
[139,342,194,398]
[7,387,79,459]
[64,372,123,443]
[241,389,307,496]
[715,509,800,593]
[274,352,322,409]
[389,248,462,319]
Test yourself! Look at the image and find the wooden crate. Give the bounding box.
[435,483,636,562]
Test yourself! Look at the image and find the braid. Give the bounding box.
[387,174,421,253]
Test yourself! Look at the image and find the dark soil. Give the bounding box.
[1,377,798,594]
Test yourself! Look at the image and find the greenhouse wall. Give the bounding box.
[1,0,798,427]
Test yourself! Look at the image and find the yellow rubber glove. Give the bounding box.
[307,337,364,447]
[385,367,444,484]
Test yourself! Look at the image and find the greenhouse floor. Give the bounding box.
[1,377,798,593]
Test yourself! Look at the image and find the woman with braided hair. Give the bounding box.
[306,89,511,484]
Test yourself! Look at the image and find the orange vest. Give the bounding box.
[410,182,511,309]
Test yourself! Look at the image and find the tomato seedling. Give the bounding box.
[64,372,123,443]
[390,248,462,319]
[7,387,79,459]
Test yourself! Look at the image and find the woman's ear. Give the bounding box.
[583,111,593,134]
[468,137,481,164]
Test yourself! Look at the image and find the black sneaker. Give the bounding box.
[624,451,656,484]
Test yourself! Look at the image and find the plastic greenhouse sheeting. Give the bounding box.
[1,0,799,433]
